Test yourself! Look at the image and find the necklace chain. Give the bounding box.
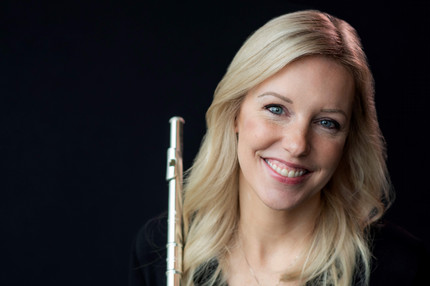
[239,238,301,286]
[241,246,281,286]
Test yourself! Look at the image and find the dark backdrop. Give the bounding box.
[1,1,429,285]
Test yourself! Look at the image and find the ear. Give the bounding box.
[234,114,239,133]
[234,94,246,133]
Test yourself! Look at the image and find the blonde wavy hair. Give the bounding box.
[181,10,392,286]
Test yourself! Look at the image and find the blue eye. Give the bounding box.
[319,119,340,130]
[266,105,284,115]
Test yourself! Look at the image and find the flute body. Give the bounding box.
[166,117,184,286]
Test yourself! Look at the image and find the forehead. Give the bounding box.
[245,55,355,112]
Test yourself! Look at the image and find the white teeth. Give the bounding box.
[265,159,306,178]
[281,169,288,176]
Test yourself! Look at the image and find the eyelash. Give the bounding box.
[265,104,285,115]
[264,104,341,131]
[317,119,341,130]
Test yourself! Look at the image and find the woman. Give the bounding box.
[130,10,427,286]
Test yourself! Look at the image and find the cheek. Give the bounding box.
[238,117,277,150]
[317,138,347,171]
[237,118,271,170]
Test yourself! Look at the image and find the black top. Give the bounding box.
[129,216,428,286]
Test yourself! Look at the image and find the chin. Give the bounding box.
[262,189,321,212]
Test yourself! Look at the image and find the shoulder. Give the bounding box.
[129,214,167,286]
[369,220,429,285]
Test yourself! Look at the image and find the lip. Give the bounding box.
[262,157,311,185]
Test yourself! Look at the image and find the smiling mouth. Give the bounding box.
[264,159,309,178]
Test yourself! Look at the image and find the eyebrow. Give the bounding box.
[258,91,348,118]
[320,108,348,118]
[257,92,293,104]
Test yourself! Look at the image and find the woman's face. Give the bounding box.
[235,56,354,212]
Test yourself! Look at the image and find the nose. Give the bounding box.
[282,120,311,157]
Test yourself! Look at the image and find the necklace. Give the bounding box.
[239,240,301,286]
[241,247,280,286]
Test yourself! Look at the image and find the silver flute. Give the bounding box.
[166,116,185,286]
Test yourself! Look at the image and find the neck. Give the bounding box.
[237,188,321,268]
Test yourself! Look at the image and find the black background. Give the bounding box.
[1,1,429,285]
